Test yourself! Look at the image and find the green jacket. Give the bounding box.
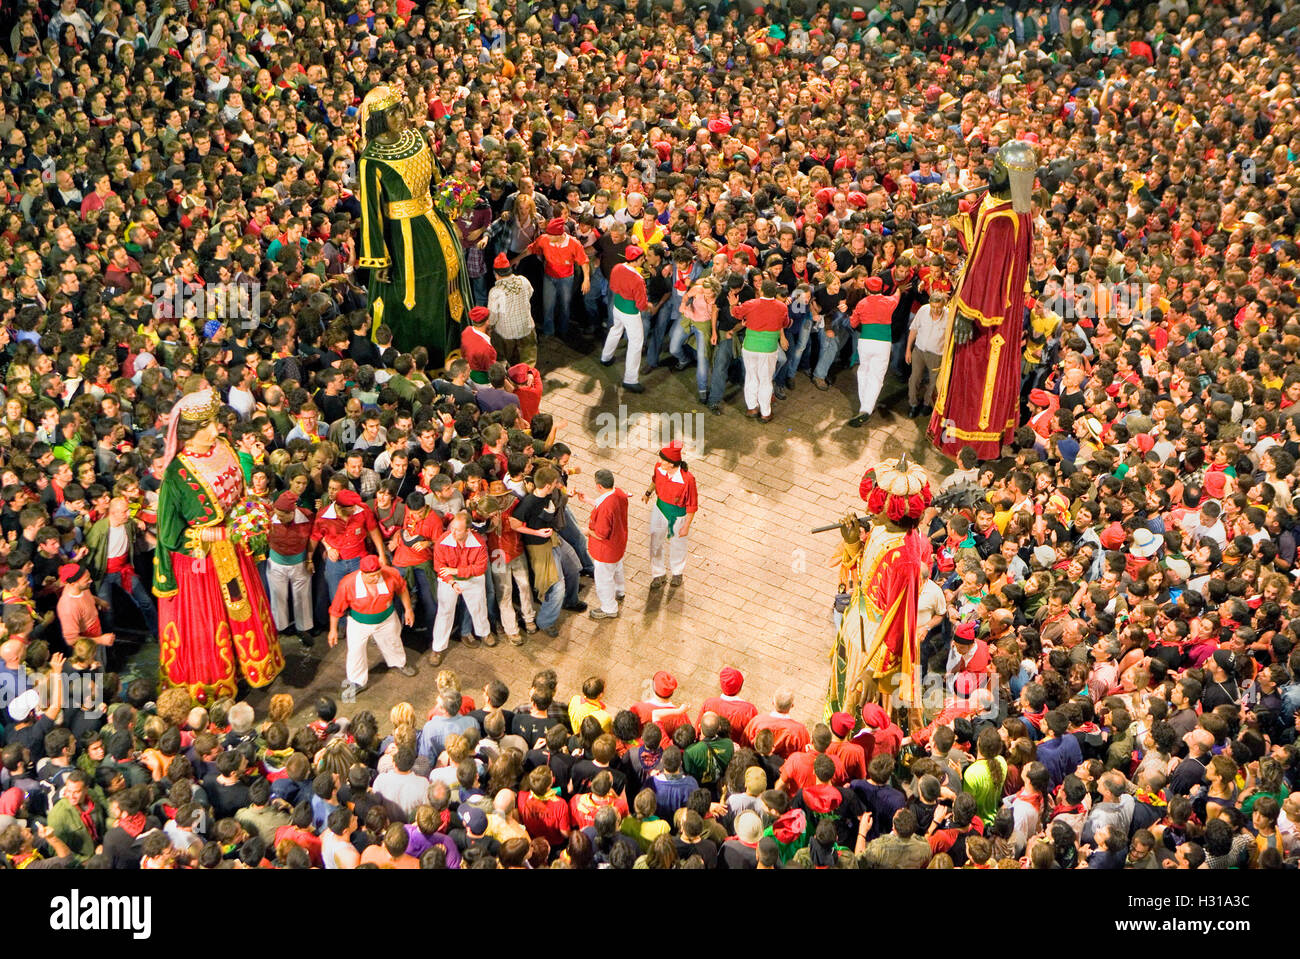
[47,797,104,863]
[84,516,137,579]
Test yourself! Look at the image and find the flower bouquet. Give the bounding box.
[227,499,273,561]
[434,176,479,221]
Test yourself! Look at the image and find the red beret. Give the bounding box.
[830,711,855,738]
[59,563,82,584]
[1135,433,1155,453]
[579,41,595,54]
[624,244,644,261]
[274,491,298,512]
[359,555,380,573]
[1028,388,1052,406]
[469,306,490,323]
[507,363,531,385]
[545,217,566,235]
[659,441,683,463]
[493,252,511,270]
[653,671,677,698]
[954,621,976,643]
[719,666,743,696]
[846,191,868,208]
[707,116,733,135]
[1099,522,1126,550]
[335,489,363,507]
[1203,471,1227,499]
[865,276,883,293]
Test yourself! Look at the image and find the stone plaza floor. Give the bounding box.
[247,340,954,728]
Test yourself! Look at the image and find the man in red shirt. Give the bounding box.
[528,217,590,338]
[696,666,758,748]
[390,490,444,632]
[267,491,315,644]
[479,482,535,645]
[429,512,490,666]
[644,442,698,589]
[827,710,869,782]
[776,723,848,796]
[517,765,571,847]
[311,489,388,623]
[732,279,790,422]
[600,244,649,393]
[630,671,691,742]
[587,469,629,620]
[848,275,901,427]
[744,688,812,759]
[327,555,417,701]
[460,307,497,384]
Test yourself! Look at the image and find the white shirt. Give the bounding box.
[228,385,256,419]
[909,304,947,356]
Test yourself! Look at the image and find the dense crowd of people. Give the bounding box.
[0,0,1298,868]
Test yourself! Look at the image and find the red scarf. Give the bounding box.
[118,811,147,838]
[78,799,100,843]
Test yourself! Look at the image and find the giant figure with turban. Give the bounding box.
[357,84,472,365]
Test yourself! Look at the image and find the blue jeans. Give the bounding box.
[644,301,675,370]
[97,570,158,636]
[470,272,489,308]
[556,537,582,605]
[535,547,568,630]
[324,556,362,621]
[541,274,575,337]
[707,334,737,406]
[776,312,813,384]
[669,322,711,396]
[813,316,851,380]
[584,266,609,330]
[405,565,438,628]
[560,507,595,575]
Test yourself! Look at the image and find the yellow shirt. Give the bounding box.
[631,221,666,247]
[568,695,613,735]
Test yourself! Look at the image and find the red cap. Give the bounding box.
[954,621,976,643]
[274,491,298,512]
[469,306,490,323]
[1203,471,1227,499]
[493,252,511,270]
[830,711,855,737]
[335,489,363,507]
[624,244,644,261]
[719,666,743,696]
[850,7,867,19]
[545,217,566,235]
[653,671,677,698]
[59,563,83,584]
[359,555,381,573]
[1099,522,1126,550]
[659,441,683,463]
[862,703,890,729]
[1135,433,1155,453]
[1028,388,1052,406]
[846,191,868,208]
[707,116,733,135]
[579,41,595,54]
[865,276,883,293]
[507,363,531,385]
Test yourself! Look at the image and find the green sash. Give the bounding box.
[656,498,687,538]
[469,370,489,384]
[351,606,394,625]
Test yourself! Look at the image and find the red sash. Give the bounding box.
[107,553,135,593]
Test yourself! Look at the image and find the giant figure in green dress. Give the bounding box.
[356,84,472,365]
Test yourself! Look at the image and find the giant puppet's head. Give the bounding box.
[360,84,409,144]
[990,139,1038,214]
[858,454,933,529]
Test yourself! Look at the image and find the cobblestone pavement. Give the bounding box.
[250,340,953,728]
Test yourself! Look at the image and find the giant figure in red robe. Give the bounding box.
[928,140,1038,461]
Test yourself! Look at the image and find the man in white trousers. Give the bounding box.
[731,278,790,422]
[327,554,417,702]
[587,469,629,619]
[600,243,649,393]
[848,275,901,428]
[644,441,699,589]
[430,511,491,666]
[266,490,315,643]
